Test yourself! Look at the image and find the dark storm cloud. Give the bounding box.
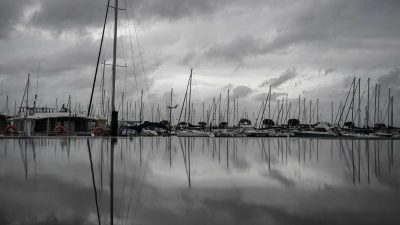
[133,0,232,21]
[0,0,31,38]
[204,36,269,63]
[30,0,107,34]
[0,37,98,76]
[260,68,297,88]
[232,85,252,98]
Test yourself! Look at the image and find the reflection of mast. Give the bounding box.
[179,138,191,188]
[366,140,370,183]
[110,138,116,225]
[87,140,101,225]
[226,139,229,169]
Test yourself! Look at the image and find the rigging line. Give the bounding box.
[335,78,354,125]
[124,0,139,99]
[87,140,102,225]
[352,79,368,122]
[342,79,357,125]
[127,0,150,101]
[123,149,141,225]
[88,0,111,117]
[35,61,40,97]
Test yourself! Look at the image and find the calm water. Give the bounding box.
[0,137,399,225]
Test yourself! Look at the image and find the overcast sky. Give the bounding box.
[0,0,399,124]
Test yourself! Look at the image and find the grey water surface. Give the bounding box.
[0,137,399,225]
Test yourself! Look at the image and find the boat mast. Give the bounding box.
[388,88,391,127]
[316,98,319,123]
[88,0,111,117]
[391,96,394,127]
[227,89,229,127]
[367,78,370,127]
[377,84,381,123]
[298,95,301,120]
[187,69,192,124]
[110,0,119,136]
[218,93,221,124]
[358,78,361,127]
[169,88,173,129]
[140,89,143,122]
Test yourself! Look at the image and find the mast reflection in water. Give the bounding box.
[0,137,399,225]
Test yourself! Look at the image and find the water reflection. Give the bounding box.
[0,137,399,225]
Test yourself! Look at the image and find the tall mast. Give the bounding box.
[391,96,394,127]
[101,60,106,116]
[110,0,119,136]
[233,98,235,125]
[298,95,301,119]
[316,99,319,123]
[268,86,271,119]
[351,77,356,125]
[169,88,173,129]
[331,101,333,124]
[218,93,221,124]
[236,96,239,123]
[367,78,370,127]
[88,0,111,117]
[358,78,361,127]
[187,69,192,123]
[4,95,8,115]
[388,88,391,127]
[202,101,205,122]
[303,98,306,123]
[26,73,30,117]
[227,89,230,126]
[309,99,312,124]
[140,89,143,121]
[377,84,381,123]
[374,84,377,125]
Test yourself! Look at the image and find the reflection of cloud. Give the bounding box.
[261,169,296,188]
[5,213,96,225]
[0,174,97,225]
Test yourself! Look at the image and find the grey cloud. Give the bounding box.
[199,0,400,66]
[205,36,268,63]
[221,83,233,90]
[378,68,400,88]
[29,0,107,34]
[324,67,336,76]
[254,92,287,101]
[232,85,252,98]
[134,0,230,21]
[0,0,31,39]
[254,93,268,101]
[260,68,297,88]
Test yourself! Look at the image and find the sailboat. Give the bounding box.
[176,69,214,137]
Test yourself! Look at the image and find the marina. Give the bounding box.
[1,0,400,224]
